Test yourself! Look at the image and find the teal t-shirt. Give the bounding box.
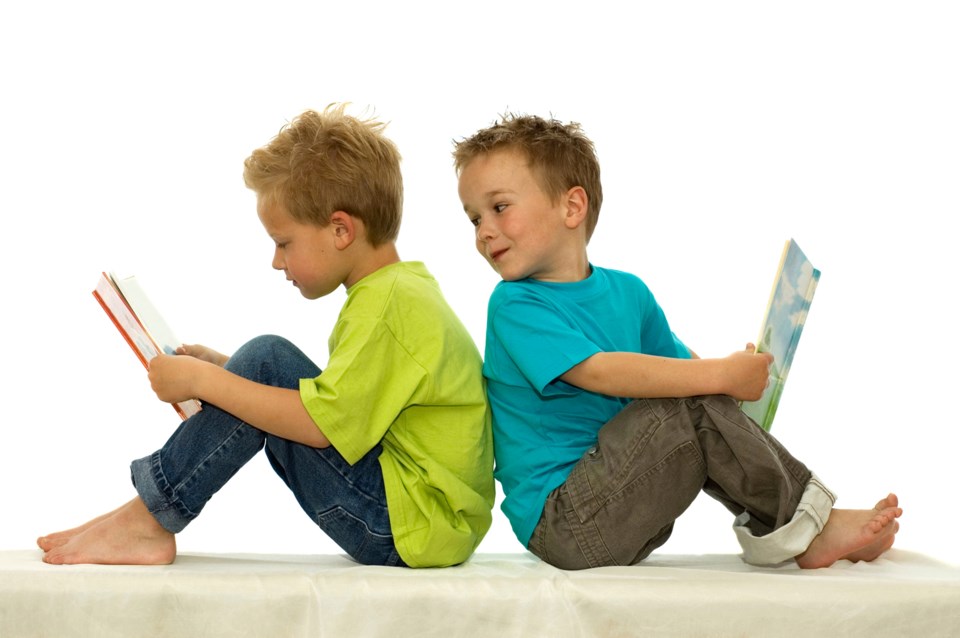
[483,265,690,547]
[299,262,494,567]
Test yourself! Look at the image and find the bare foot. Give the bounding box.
[843,494,900,563]
[796,493,902,569]
[37,503,127,551]
[40,497,177,565]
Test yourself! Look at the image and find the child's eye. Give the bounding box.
[468,217,480,227]
[493,203,507,213]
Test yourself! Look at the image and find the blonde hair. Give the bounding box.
[243,104,403,245]
[453,114,602,241]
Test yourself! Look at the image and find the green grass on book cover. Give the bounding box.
[740,240,820,431]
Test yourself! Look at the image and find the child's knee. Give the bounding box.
[226,335,315,383]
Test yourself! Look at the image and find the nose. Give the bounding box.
[475,216,497,242]
[271,247,284,271]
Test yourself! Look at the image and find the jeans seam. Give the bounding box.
[309,447,386,509]
[700,395,811,528]
[603,399,683,498]
[155,422,253,520]
[602,441,705,510]
[570,400,675,521]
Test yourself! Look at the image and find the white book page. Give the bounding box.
[110,273,183,355]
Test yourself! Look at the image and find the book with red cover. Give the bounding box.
[93,272,202,420]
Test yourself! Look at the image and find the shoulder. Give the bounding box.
[489,279,534,307]
[592,266,659,301]
[593,265,646,287]
[371,261,438,293]
[385,262,443,300]
[487,280,559,318]
[345,262,440,312]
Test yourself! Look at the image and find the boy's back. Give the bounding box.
[303,261,494,565]
[484,266,689,545]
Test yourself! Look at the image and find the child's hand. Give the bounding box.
[176,344,229,367]
[148,353,206,404]
[721,344,773,401]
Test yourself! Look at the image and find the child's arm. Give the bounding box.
[147,353,330,448]
[561,345,771,402]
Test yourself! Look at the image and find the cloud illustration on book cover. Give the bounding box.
[741,240,820,431]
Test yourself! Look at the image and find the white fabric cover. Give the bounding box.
[2,549,958,637]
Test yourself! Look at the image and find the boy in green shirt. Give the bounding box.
[38,105,494,568]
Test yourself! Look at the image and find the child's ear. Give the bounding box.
[563,186,589,230]
[329,211,358,249]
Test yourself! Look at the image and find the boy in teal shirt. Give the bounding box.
[454,113,900,569]
[39,105,493,568]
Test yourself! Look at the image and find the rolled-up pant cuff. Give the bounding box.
[734,474,837,566]
[130,452,193,534]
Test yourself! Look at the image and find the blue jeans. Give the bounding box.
[130,335,406,566]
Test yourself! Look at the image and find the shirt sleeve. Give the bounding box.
[488,290,601,396]
[300,317,425,465]
[637,282,691,359]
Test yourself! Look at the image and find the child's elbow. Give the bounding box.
[312,429,332,449]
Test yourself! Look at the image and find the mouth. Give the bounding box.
[489,248,508,262]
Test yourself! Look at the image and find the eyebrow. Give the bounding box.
[462,188,515,211]
[484,188,512,198]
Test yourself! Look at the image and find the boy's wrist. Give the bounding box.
[703,357,731,397]
[192,359,222,403]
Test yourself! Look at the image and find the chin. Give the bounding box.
[300,282,341,299]
[295,286,319,300]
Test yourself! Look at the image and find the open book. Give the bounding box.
[93,272,202,420]
[740,239,820,431]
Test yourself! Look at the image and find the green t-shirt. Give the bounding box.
[299,261,494,567]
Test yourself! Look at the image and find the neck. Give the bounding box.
[539,248,591,283]
[344,242,401,289]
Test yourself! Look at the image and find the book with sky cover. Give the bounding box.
[93,272,202,420]
[740,239,820,431]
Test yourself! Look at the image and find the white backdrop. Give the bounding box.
[2,1,957,564]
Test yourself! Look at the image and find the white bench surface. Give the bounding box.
[2,549,959,637]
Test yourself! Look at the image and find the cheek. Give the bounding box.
[282,250,305,275]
